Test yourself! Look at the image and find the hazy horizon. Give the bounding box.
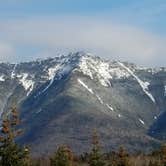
[0,0,166,67]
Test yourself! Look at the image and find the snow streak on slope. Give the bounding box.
[77,79,94,94]
[42,61,73,93]
[11,64,17,79]
[18,73,34,96]
[164,85,166,97]
[96,94,104,104]
[139,119,145,125]
[106,104,114,111]
[42,64,61,93]
[77,78,115,114]
[77,79,104,105]
[118,62,155,103]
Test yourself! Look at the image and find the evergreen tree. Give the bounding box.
[89,129,106,166]
[116,146,130,166]
[148,159,163,166]
[50,145,74,166]
[159,144,166,166]
[0,107,30,166]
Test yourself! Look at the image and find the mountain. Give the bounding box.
[0,52,166,156]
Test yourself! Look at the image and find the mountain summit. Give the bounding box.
[0,52,166,155]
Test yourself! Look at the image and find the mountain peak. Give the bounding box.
[0,51,165,99]
[0,51,166,155]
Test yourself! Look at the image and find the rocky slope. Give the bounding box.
[0,52,166,156]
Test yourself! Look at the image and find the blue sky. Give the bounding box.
[0,0,166,66]
[0,0,133,15]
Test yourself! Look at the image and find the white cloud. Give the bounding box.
[0,16,166,66]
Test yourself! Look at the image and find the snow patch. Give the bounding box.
[43,60,73,93]
[18,73,34,96]
[118,62,155,103]
[48,64,61,80]
[154,116,157,120]
[79,57,93,79]
[0,75,5,82]
[97,62,112,87]
[79,56,112,87]
[109,67,130,79]
[118,114,121,118]
[78,56,131,87]
[41,64,61,93]
[139,119,145,125]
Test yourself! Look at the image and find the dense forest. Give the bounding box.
[0,108,166,166]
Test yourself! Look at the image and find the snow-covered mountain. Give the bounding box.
[0,52,166,155]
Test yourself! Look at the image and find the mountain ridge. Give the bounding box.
[0,52,165,156]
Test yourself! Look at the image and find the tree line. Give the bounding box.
[0,107,166,166]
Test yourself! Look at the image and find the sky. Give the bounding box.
[0,0,166,67]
